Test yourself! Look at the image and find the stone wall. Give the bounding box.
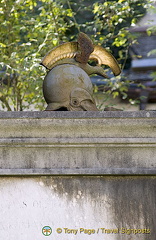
[0,111,156,240]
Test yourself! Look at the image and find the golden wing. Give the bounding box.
[90,45,121,76]
[41,42,78,69]
[41,35,121,76]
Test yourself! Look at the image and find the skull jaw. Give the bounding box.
[44,99,98,111]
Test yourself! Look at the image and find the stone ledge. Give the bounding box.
[0,110,156,118]
[0,167,156,176]
[0,137,156,147]
[0,111,156,175]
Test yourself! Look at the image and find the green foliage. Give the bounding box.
[0,0,72,110]
[147,4,156,82]
[92,0,147,63]
[0,0,151,111]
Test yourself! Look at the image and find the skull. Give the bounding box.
[43,64,98,111]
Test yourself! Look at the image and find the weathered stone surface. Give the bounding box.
[0,111,156,175]
[0,176,155,240]
[0,111,156,240]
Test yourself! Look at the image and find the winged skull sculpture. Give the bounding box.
[41,32,121,111]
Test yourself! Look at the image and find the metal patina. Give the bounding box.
[41,32,121,111]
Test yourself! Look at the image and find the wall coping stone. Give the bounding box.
[0,110,156,118]
[0,111,156,176]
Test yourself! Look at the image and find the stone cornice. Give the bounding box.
[0,111,156,175]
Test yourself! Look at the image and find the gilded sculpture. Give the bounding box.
[41,32,121,111]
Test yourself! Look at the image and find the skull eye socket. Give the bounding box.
[71,98,79,106]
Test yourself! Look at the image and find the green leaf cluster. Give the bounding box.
[0,0,73,110]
